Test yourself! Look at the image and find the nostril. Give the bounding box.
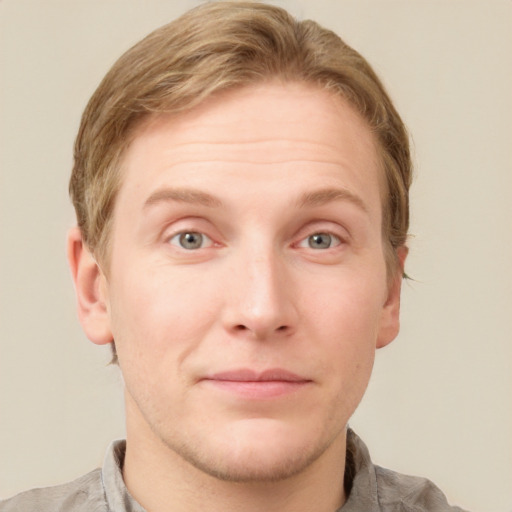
[277,325,288,331]
[234,325,247,331]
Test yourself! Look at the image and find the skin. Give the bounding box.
[68,82,406,512]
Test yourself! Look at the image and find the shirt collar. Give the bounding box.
[102,439,145,512]
[338,428,380,511]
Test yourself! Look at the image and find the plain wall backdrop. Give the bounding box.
[0,1,511,510]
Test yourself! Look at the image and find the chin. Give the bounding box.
[163,418,346,483]
[173,442,322,483]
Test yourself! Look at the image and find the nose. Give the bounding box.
[222,245,298,340]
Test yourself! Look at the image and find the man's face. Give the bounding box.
[96,82,403,481]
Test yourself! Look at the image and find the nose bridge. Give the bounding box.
[246,244,280,308]
[225,238,296,338]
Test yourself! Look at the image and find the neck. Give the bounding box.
[122,403,347,512]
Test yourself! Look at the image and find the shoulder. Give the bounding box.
[344,430,468,512]
[374,465,467,512]
[0,468,107,512]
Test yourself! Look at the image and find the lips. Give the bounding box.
[208,368,309,382]
[200,368,312,399]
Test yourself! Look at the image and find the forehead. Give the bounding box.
[116,82,383,215]
[135,83,376,159]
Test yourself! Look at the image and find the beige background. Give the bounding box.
[1,1,511,510]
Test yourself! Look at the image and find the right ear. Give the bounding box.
[67,227,113,345]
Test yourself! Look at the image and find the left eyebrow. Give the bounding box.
[296,187,368,213]
[143,187,223,209]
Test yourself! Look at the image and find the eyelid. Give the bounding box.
[159,215,215,241]
[294,219,350,244]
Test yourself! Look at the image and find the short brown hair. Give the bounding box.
[70,1,411,272]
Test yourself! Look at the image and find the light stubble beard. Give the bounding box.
[156,422,348,484]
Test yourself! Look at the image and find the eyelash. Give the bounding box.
[167,229,344,252]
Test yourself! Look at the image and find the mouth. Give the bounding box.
[200,368,312,399]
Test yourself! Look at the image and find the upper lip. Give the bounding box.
[204,368,310,382]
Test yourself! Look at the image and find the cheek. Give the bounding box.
[107,265,218,363]
[307,269,387,336]
[302,268,386,381]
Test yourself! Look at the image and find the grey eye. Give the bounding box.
[170,231,211,250]
[306,233,339,249]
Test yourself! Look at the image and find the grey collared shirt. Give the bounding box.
[0,430,467,511]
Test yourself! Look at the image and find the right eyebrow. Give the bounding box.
[143,187,223,209]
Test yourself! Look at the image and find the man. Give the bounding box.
[0,2,466,511]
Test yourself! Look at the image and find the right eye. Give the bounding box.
[168,231,213,250]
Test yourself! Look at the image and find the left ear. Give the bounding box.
[376,246,408,349]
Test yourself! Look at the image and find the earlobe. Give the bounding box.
[376,246,408,349]
[67,227,113,345]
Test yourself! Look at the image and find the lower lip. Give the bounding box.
[203,379,310,399]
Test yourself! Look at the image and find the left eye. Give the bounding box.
[169,231,213,250]
[299,232,341,250]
